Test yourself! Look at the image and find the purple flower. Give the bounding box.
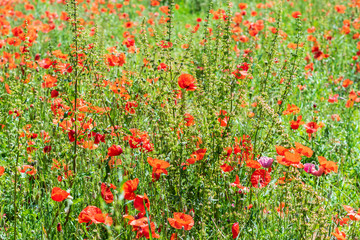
[304,163,323,176]
[258,156,274,168]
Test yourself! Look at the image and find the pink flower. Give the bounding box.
[304,163,323,176]
[258,156,274,168]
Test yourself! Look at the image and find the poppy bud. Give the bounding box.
[43,145,52,153]
[57,223,62,232]
[51,90,59,98]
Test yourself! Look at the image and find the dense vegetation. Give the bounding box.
[0,0,360,239]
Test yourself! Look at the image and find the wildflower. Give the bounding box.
[168,212,194,230]
[78,206,113,226]
[123,178,139,200]
[0,166,4,176]
[343,205,360,221]
[318,156,338,174]
[328,94,339,103]
[291,11,301,18]
[134,194,150,214]
[186,149,207,164]
[220,163,234,172]
[304,122,319,139]
[19,165,37,175]
[331,228,346,240]
[147,157,170,181]
[303,163,324,176]
[250,169,271,188]
[290,115,304,130]
[295,142,313,158]
[178,74,197,91]
[51,187,70,202]
[232,222,240,239]
[217,110,229,127]
[107,145,123,156]
[101,183,116,204]
[184,113,195,126]
[258,156,274,168]
[282,104,300,115]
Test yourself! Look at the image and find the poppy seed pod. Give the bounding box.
[258,156,274,168]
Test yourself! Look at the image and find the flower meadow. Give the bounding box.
[0,0,360,239]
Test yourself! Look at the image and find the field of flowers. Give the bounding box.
[0,0,360,239]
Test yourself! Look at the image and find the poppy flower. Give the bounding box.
[123,178,139,200]
[186,149,207,164]
[342,79,353,88]
[246,159,262,169]
[258,156,274,168]
[282,104,300,115]
[220,163,234,172]
[0,166,4,176]
[290,115,304,130]
[168,212,194,230]
[101,183,116,204]
[129,218,160,239]
[184,113,195,126]
[178,74,197,91]
[18,165,37,175]
[107,144,123,156]
[304,122,319,139]
[51,90,59,98]
[291,11,301,18]
[303,163,324,176]
[250,169,271,188]
[331,228,346,240]
[328,94,339,103]
[134,194,150,214]
[343,205,360,221]
[318,156,338,174]
[232,222,240,239]
[51,187,70,202]
[295,142,313,158]
[217,110,229,127]
[78,206,113,226]
[147,157,170,176]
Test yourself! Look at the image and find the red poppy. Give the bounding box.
[217,110,229,127]
[186,149,207,164]
[134,194,150,214]
[290,115,304,130]
[318,156,338,174]
[18,165,37,175]
[250,169,271,188]
[147,157,170,176]
[291,11,301,18]
[0,166,4,176]
[178,74,197,91]
[331,228,346,240]
[168,212,194,230]
[184,113,195,126]
[78,206,113,226]
[101,183,117,204]
[220,163,234,172]
[51,187,70,202]
[232,222,240,239]
[107,144,123,156]
[123,178,139,200]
